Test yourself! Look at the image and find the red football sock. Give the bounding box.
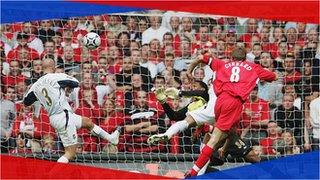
[190,145,214,176]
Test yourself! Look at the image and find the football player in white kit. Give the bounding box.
[23,59,121,163]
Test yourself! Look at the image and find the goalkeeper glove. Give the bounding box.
[155,87,167,104]
[165,87,180,99]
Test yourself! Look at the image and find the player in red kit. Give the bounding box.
[185,47,277,177]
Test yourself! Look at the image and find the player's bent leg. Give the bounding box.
[147,115,197,144]
[186,127,228,177]
[81,116,121,145]
[244,149,261,163]
[57,144,77,163]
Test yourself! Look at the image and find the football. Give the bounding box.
[83,32,101,50]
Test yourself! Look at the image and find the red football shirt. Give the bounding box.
[202,56,276,101]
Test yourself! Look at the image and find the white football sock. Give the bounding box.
[164,120,189,139]
[91,124,112,140]
[57,156,69,163]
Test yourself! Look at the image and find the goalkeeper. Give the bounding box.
[148,81,260,172]
[147,80,214,144]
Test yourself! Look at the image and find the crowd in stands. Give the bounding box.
[1,11,319,158]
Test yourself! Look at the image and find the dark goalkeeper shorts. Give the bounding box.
[210,135,252,166]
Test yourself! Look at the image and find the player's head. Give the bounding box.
[231,46,247,61]
[192,80,208,92]
[42,57,56,74]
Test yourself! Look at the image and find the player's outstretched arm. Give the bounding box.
[187,56,203,78]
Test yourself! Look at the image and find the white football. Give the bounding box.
[83,32,101,50]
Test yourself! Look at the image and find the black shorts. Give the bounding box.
[209,135,252,166]
[226,135,252,158]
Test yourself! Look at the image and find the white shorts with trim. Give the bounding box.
[49,111,82,147]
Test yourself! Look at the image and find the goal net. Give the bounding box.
[1,9,319,178]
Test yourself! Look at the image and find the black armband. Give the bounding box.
[58,80,79,89]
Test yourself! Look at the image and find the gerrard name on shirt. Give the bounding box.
[224,61,252,71]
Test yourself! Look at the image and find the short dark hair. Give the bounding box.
[194,80,208,92]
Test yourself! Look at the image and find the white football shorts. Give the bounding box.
[49,111,82,147]
[187,90,216,125]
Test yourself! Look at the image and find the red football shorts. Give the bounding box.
[214,92,244,132]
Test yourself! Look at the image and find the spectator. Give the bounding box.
[37,20,56,44]
[42,134,57,154]
[124,90,166,152]
[62,45,80,69]
[11,104,48,153]
[193,25,213,54]
[2,60,26,88]
[20,22,44,54]
[51,31,63,52]
[61,29,79,49]
[116,56,152,92]
[240,87,270,145]
[258,52,284,109]
[148,38,163,64]
[239,18,259,46]
[274,94,304,145]
[271,27,286,44]
[116,31,131,57]
[216,39,227,59]
[15,80,27,101]
[142,15,170,45]
[0,92,16,153]
[296,22,307,42]
[306,28,319,45]
[7,33,39,62]
[162,32,180,57]
[210,24,223,45]
[28,59,42,84]
[247,43,262,63]
[100,99,126,151]
[105,15,128,37]
[125,16,139,41]
[225,29,237,58]
[224,17,245,35]
[260,121,281,155]
[299,59,319,101]
[130,49,153,85]
[274,130,300,155]
[105,46,122,74]
[4,86,16,102]
[76,90,103,152]
[174,36,192,68]
[252,145,263,156]
[274,41,287,71]
[139,44,157,79]
[283,54,302,84]
[286,27,299,50]
[137,17,149,41]
[72,72,115,108]
[9,133,32,154]
[124,74,150,114]
[260,26,278,58]
[158,53,180,81]
[180,17,195,42]
[18,48,33,78]
[309,97,320,150]
[168,16,182,56]
[282,84,302,110]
